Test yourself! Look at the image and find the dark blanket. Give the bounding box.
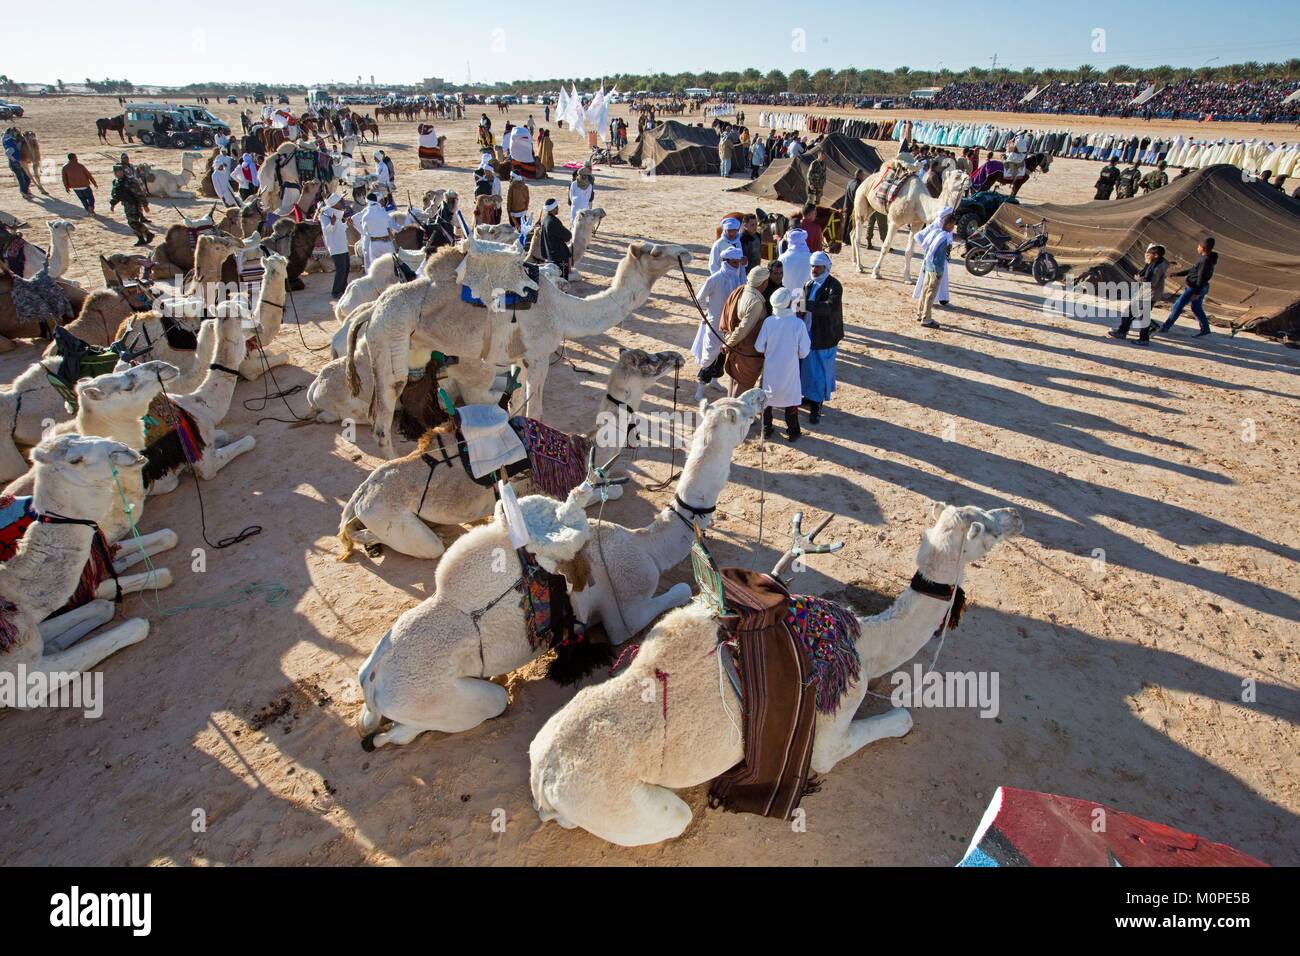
[516,546,611,685]
[708,569,819,819]
[9,266,71,334]
[0,494,120,617]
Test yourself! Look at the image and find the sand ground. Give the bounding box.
[0,98,1296,866]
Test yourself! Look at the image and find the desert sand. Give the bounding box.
[0,97,1296,866]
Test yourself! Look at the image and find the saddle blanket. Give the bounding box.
[0,495,118,619]
[459,403,527,478]
[871,168,911,208]
[958,787,1267,867]
[186,224,215,248]
[709,570,861,820]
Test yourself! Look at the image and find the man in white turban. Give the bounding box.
[779,228,811,291]
[691,245,746,400]
[211,150,239,207]
[911,206,953,307]
[756,286,811,441]
[351,191,399,270]
[709,217,743,273]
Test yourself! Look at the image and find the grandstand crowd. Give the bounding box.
[706,79,1300,123]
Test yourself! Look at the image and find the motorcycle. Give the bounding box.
[964,216,1060,285]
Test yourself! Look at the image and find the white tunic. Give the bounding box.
[354,202,399,269]
[755,310,811,409]
[569,180,593,227]
[690,266,742,366]
[318,204,350,256]
[709,235,741,273]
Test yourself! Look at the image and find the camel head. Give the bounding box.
[30,434,147,509]
[474,222,520,244]
[77,360,180,418]
[576,206,607,230]
[422,188,448,210]
[614,347,684,384]
[938,168,971,208]
[49,219,75,241]
[258,253,289,307]
[626,241,691,281]
[181,204,219,229]
[922,503,1023,574]
[691,387,766,457]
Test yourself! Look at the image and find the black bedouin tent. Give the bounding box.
[991,164,1300,337]
[620,120,721,175]
[731,133,882,207]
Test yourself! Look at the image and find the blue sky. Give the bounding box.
[9,0,1299,87]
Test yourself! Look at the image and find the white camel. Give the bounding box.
[529,502,1024,846]
[138,152,204,199]
[145,306,257,496]
[330,249,432,351]
[853,159,969,282]
[563,206,606,283]
[3,361,182,575]
[354,240,692,459]
[233,253,290,380]
[0,436,167,707]
[336,348,685,561]
[354,389,767,748]
[10,219,76,280]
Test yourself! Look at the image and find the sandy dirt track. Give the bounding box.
[0,97,1296,866]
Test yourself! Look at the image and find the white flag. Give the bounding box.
[586,85,607,140]
[556,85,569,125]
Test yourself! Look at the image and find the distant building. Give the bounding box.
[423,77,445,89]
[909,87,942,100]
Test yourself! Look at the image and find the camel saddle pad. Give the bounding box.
[0,494,119,618]
[709,570,863,819]
[871,165,912,208]
[708,569,817,820]
[458,403,527,479]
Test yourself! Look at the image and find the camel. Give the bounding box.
[0,436,161,708]
[336,348,685,561]
[528,502,1024,846]
[99,252,150,286]
[354,389,767,748]
[331,248,431,340]
[14,131,46,195]
[147,217,234,283]
[354,240,692,459]
[0,219,75,280]
[853,159,969,282]
[137,152,204,199]
[234,253,290,380]
[216,198,266,240]
[144,305,257,496]
[3,362,184,578]
[563,206,606,282]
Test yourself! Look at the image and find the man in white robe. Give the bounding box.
[709,217,743,273]
[352,193,399,270]
[568,167,593,229]
[755,286,811,441]
[691,245,746,400]
[778,228,811,291]
[211,151,238,207]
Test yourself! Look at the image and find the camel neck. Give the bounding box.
[551,260,650,338]
[76,406,149,450]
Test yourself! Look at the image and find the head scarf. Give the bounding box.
[721,246,746,263]
[770,287,795,315]
[543,198,558,212]
[810,251,832,272]
[324,191,344,208]
[746,265,771,288]
[721,216,741,233]
[785,229,809,253]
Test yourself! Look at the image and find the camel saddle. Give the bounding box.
[709,568,861,820]
[0,494,121,620]
[45,327,149,411]
[420,410,588,500]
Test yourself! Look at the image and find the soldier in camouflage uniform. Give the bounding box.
[806,155,828,206]
[109,164,154,245]
[1141,160,1169,194]
[1094,159,1121,200]
[1116,161,1143,200]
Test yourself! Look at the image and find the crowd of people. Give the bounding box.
[916,79,1300,123]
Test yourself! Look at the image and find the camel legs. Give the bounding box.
[112,529,179,572]
[869,220,900,279]
[20,618,150,707]
[542,775,694,847]
[597,582,692,645]
[810,707,913,775]
[351,505,446,560]
[900,230,917,285]
[96,568,173,600]
[371,676,509,747]
[239,351,289,381]
[191,435,256,479]
[38,599,116,653]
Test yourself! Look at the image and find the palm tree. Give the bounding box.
[1076,64,1098,83]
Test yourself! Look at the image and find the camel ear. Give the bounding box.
[966,521,985,542]
[30,444,54,464]
[80,385,104,402]
[698,398,708,417]
[629,241,648,257]
[931,501,947,521]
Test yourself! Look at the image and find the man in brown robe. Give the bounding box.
[722,264,774,397]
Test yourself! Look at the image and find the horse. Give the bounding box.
[96,114,128,144]
[971,152,1052,197]
[355,115,380,142]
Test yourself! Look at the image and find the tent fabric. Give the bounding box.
[620,120,721,176]
[992,164,1300,336]
[729,133,882,208]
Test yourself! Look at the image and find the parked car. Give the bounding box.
[0,101,24,119]
[226,95,238,104]
[278,94,290,105]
